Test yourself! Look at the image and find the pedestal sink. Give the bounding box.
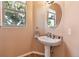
[37,36,62,57]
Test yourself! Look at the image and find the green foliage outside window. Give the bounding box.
[3,1,26,27]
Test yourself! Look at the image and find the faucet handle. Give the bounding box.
[46,32,51,37]
[52,34,55,39]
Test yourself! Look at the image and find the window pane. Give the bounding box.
[4,1,26,12]
[3,1,26,27]
[3,10,25,27]
[15,2,26,12]
[4,1,13,9]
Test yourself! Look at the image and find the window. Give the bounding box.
[48,9,56,28]
[2,1,26,27]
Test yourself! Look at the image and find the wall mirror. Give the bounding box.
[47,2,62,28]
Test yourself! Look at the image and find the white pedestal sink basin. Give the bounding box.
[37,36,62,57]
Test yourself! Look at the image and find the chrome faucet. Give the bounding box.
[47,32,52,38]
[46,33,56,39]
[46,33,63,39]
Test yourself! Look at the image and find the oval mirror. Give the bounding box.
[47,2,62,28]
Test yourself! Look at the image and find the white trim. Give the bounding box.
[18,51,44,57]
[32,51,44,56]
[18,51,33,57]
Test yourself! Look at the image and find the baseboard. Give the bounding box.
[18,51,33,57]
[18,51,44,57]
[32,51,44,56]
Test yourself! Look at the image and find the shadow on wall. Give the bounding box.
[31,38,44,53]
[64,42,71,57]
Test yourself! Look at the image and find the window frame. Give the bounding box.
[1,1,26,28]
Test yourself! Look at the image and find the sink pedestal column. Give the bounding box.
[45,45,50,57]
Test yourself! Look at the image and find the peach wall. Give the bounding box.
[31,1,45,53]
[63,1,79,57]
[0,1,33,56]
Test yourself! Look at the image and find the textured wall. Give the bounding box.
[0,1,33,56]
[63,2,79,57]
